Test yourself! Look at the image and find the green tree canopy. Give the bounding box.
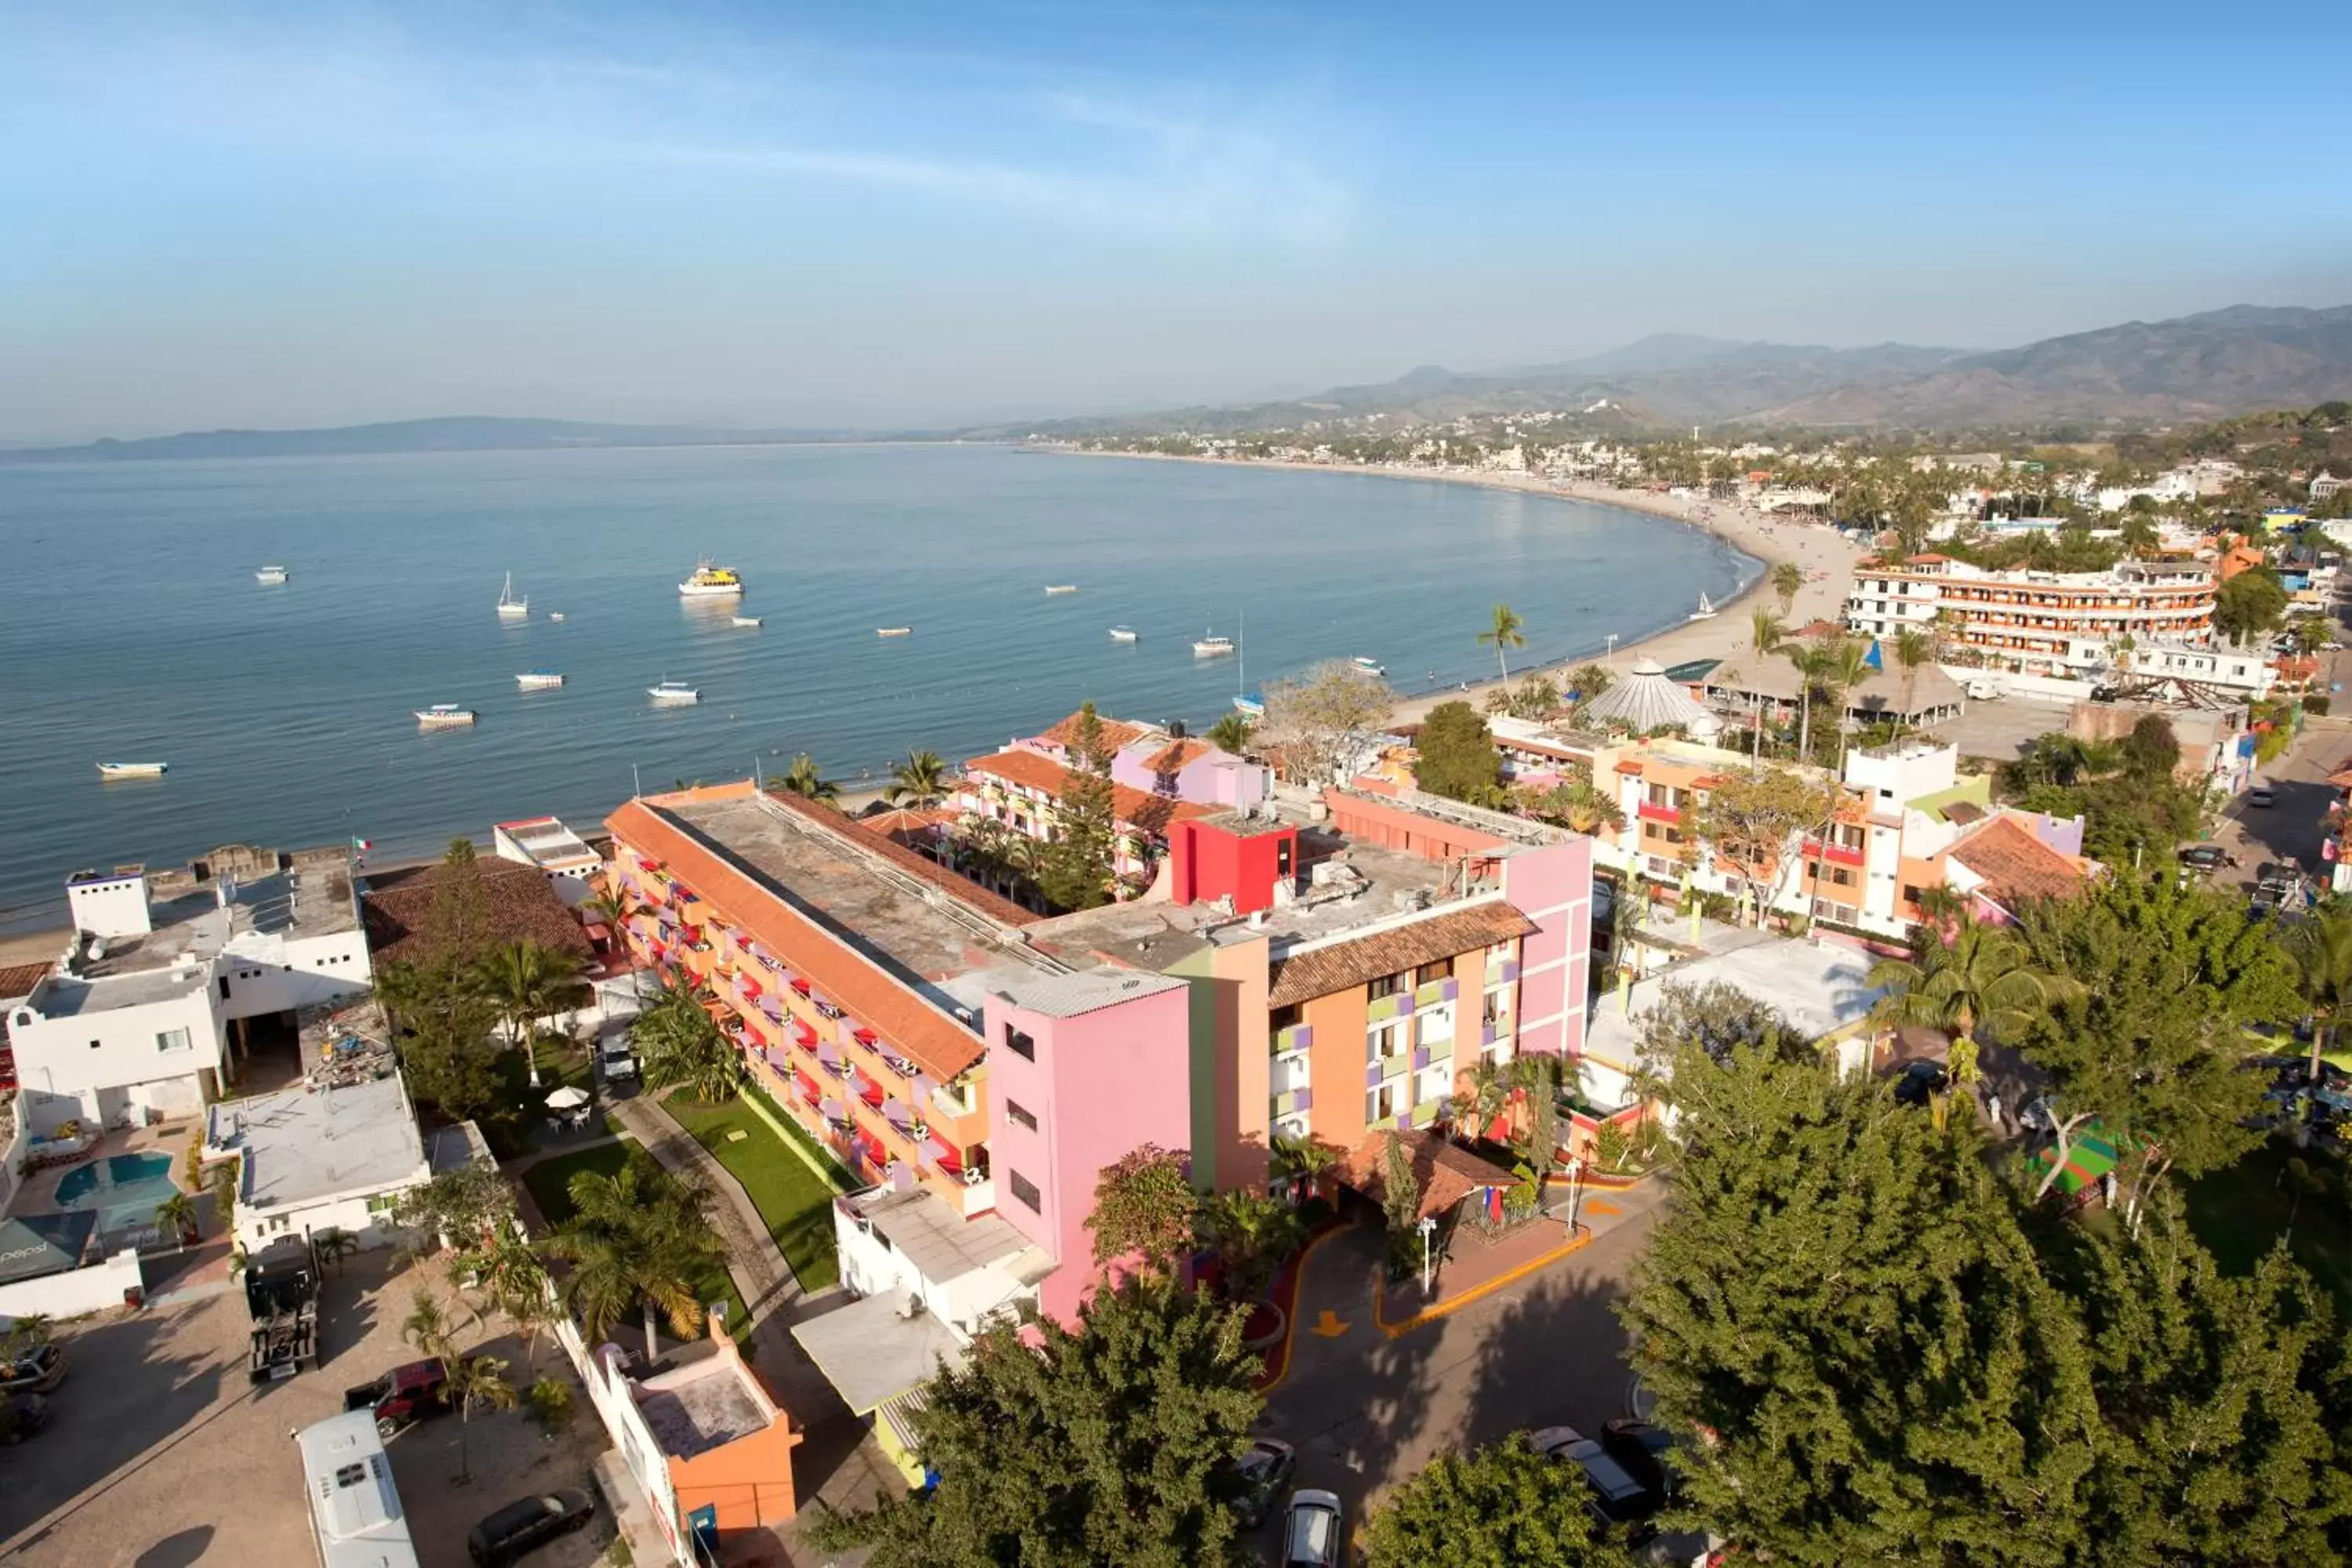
[1360,1436,1637,1568]
[1036,701,1119,912]
[809,1278,1264,1568]
[632,975,743,1104]
[1085,1143,1198,1273]
[2214,566,2289,645]
[1414,700,1503,805]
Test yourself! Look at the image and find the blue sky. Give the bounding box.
[3,2,2347,441]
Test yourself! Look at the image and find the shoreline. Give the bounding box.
[1055,448,1864,724]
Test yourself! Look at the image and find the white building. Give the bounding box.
[6,856,370,1137]
[492,815,605,909]
[1844,556,2218,677]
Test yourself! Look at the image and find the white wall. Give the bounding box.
[8,982,221,1133]
[555,1321,691,1566]
[833,1205,1036,1338]
[237,1185,421,1257]
[217,927,372,1019]
[0,1248,146,1325]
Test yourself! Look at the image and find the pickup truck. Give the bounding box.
[343,1357,451,1439]
[599,1033,638,1083]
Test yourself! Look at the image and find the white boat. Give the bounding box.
[680,561,745,597]
[96,762,168,779]
[254,565,288,585]
[1193,629,1235,658]
[1352,656,1386,676]
[548,612,566,622]
[496,572,528,618]
[415,705,477,728]
[515,671,564,690]
[648,680,700,706]
[1109,626,1138,642]
[1233,693,1265,717]
[1044,584,1078,595]
[732,615,763,628]
[877,626,911,637]
[1688,591,1717,622]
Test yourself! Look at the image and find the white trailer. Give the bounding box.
[295,1409,419,1568]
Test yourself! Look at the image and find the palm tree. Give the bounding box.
[1813,636,1876,768]
[777,753,837,804]
[1477,603,1527,683]
[442,1352,518,1484]
[209,1160,240,1250]
[1450,1058,1514,1141]
[154,1191,198,1250]
[1769,560,1804,612]
[1782,641,1825,763]
[1889,627,1936,743]
[1869,915,2063,1105]
[1565,664,1613,704]
[477,939,590,1088]
[1196,1189,1305,1302]
[1206,712,1254,756]
[1526,781,1624,836]
[541,1161,724,1361]
[1269,1132,1340,1206]
[883,750,952,808]
[633,976,742,1104]
[313,1226,361,1275]
[2288,907,2352,1084]
[402,1289,465,1361]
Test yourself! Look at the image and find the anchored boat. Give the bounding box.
[415,704,477,728]
[96,762,169,779]
[496,572,528,618]
[732,615,764,628]
[680,561,744,597]
[1687,591,1717,621]
[1044,584,1078,595]
[1352,656,1386,676]
[254,565,288,585]
[1109,626,1138,642]
[515,672,564,690]
[648,680,701,706]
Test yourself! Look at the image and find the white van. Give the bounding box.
[296,1410,419,1568]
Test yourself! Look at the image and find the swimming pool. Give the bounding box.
[52,1152,181,1233]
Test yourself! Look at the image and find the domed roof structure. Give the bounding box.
[1579,658,1711,733]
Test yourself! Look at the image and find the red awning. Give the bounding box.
[860,1131,887,1166]
[739,976,762,999]
[790,978,812,997]
[928,1134,962,1174]
[793,1020,818,1047]
[793,1070,821,1102]
[853,1026,878,1046]
[859,1076,885,1109]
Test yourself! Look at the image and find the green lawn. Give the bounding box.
[662,1095,844,1293]
[521,1137,753,1343]
[2183,1138,2352,1316]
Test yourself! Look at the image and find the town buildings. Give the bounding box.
[5,852,372,1137]
[491,815,606,908]
[1843,555,2219,677]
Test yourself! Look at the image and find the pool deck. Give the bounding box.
[8,1123,197,1222]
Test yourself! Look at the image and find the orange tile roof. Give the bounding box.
[1947,816,2088,909]
[1141,737,1214,774]
[964,750,1217,836]
[856,806,957,842]
[1266,902,1536,1009]
[0,961,49,1002]
[607,797,1000,1081]
[1344,1129,1519,1221]
[365,859,597,969]
[1040,710,1151,753]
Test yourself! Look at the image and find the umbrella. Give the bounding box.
[544,1085,590,1111]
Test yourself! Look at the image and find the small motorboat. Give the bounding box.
[1688,591,1718,621]
[416,705,477,728]
[1232,693,1265,717]
[548,612,566,622]
[1352,656,1386,676]
[648,680,700,706]
[1044,584,1078,595]
[732,615,763,628]
[876,626,912,637]
[96,762,169,779]
[1193,632,1235,658]
[515,671,565,690]
[497,572,528,618]
[254,565,288,585]
[1109,626,1138,642]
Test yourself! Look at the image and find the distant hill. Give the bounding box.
[1001,303,2352,437]
[0,415,866,463]
[1758,304,2352,427]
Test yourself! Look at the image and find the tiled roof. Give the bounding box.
[964,750,1217,836]
[608,798,998,1081]
[1039,710,1152,753]
[0,961,51,1002]
[1941,800,1987,825]
[1947,816,2086,909]
[1344,1129,1519,1221]
[1266,901,1537,1009]
[363,858,597,969]
[1140,737,1214,774]
[857,807,957,844]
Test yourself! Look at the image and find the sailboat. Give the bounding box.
[1687,590,1717,622]
[497,572,529,618]
[1231,611,1265,715]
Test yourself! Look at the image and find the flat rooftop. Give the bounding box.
[208,1073,426,1212]
[666,793,1054,989]
[1584,935,1885,1069]
[498,815,601,869]
[53,864,358,988]
[1030,823,1465,967]
[636,1351,771,1459]
[846,1185,1046,1286]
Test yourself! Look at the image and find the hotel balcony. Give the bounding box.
[1411,1036,1454,1073]
[1270,1087,1313,1118]
[1365,1051,1413,1088]
[1272,1022,1314,1056]
[1414,976,1459,1007]
[1366,992,1416,1024]
[1486,955,1520,985]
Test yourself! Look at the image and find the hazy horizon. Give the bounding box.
[6,2,2350,445]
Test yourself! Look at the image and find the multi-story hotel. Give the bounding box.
[1844,554,2218,677]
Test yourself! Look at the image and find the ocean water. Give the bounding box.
[0,444,1755,924]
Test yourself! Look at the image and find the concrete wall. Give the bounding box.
[1502,838,1592,1062]
[8,982,220,1133]
[216,927,372,1020]
[0,1248,146,1325]
[1169,933,1272,1196]
[562,1329,691,1566]
[235,1184,420,1257]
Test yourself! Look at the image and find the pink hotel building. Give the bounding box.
[604,779,1588,1443]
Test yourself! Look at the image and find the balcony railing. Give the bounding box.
[1415,976,1459,1007]
[1366,993,1415,1023]
[1364,1052,1412,1088]
[1273,1022,1314,1054]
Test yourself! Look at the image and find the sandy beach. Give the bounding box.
[1064,449,1863,726]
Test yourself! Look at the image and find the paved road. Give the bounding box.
[2207,626,2351,898]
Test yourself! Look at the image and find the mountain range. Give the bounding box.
[9,304,2350,462]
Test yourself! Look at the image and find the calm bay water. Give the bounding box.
[0,444,1754,924]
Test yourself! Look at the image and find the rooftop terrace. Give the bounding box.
[636,1348,774,1460]
[208,1071,427,1213]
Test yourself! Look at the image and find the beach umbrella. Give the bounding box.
[544,1084,590,1111]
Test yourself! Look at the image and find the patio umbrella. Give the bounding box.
[545,1084,590,1111]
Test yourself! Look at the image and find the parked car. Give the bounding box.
[2248,782,2277,808]
[466,1488,595,1567]
[1532,1425,1664,1529]
[599,1033,638,1083]
[0,1342,65,1396]
[2177,844,2228,873]
[1893,1059,1950,1108]
[1279,1488,1345,1567]
[0,1392,49,1445]
[1601,1418,1680,1504]
[343,1357,451,1439]
[1232,1437,1297,1529]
